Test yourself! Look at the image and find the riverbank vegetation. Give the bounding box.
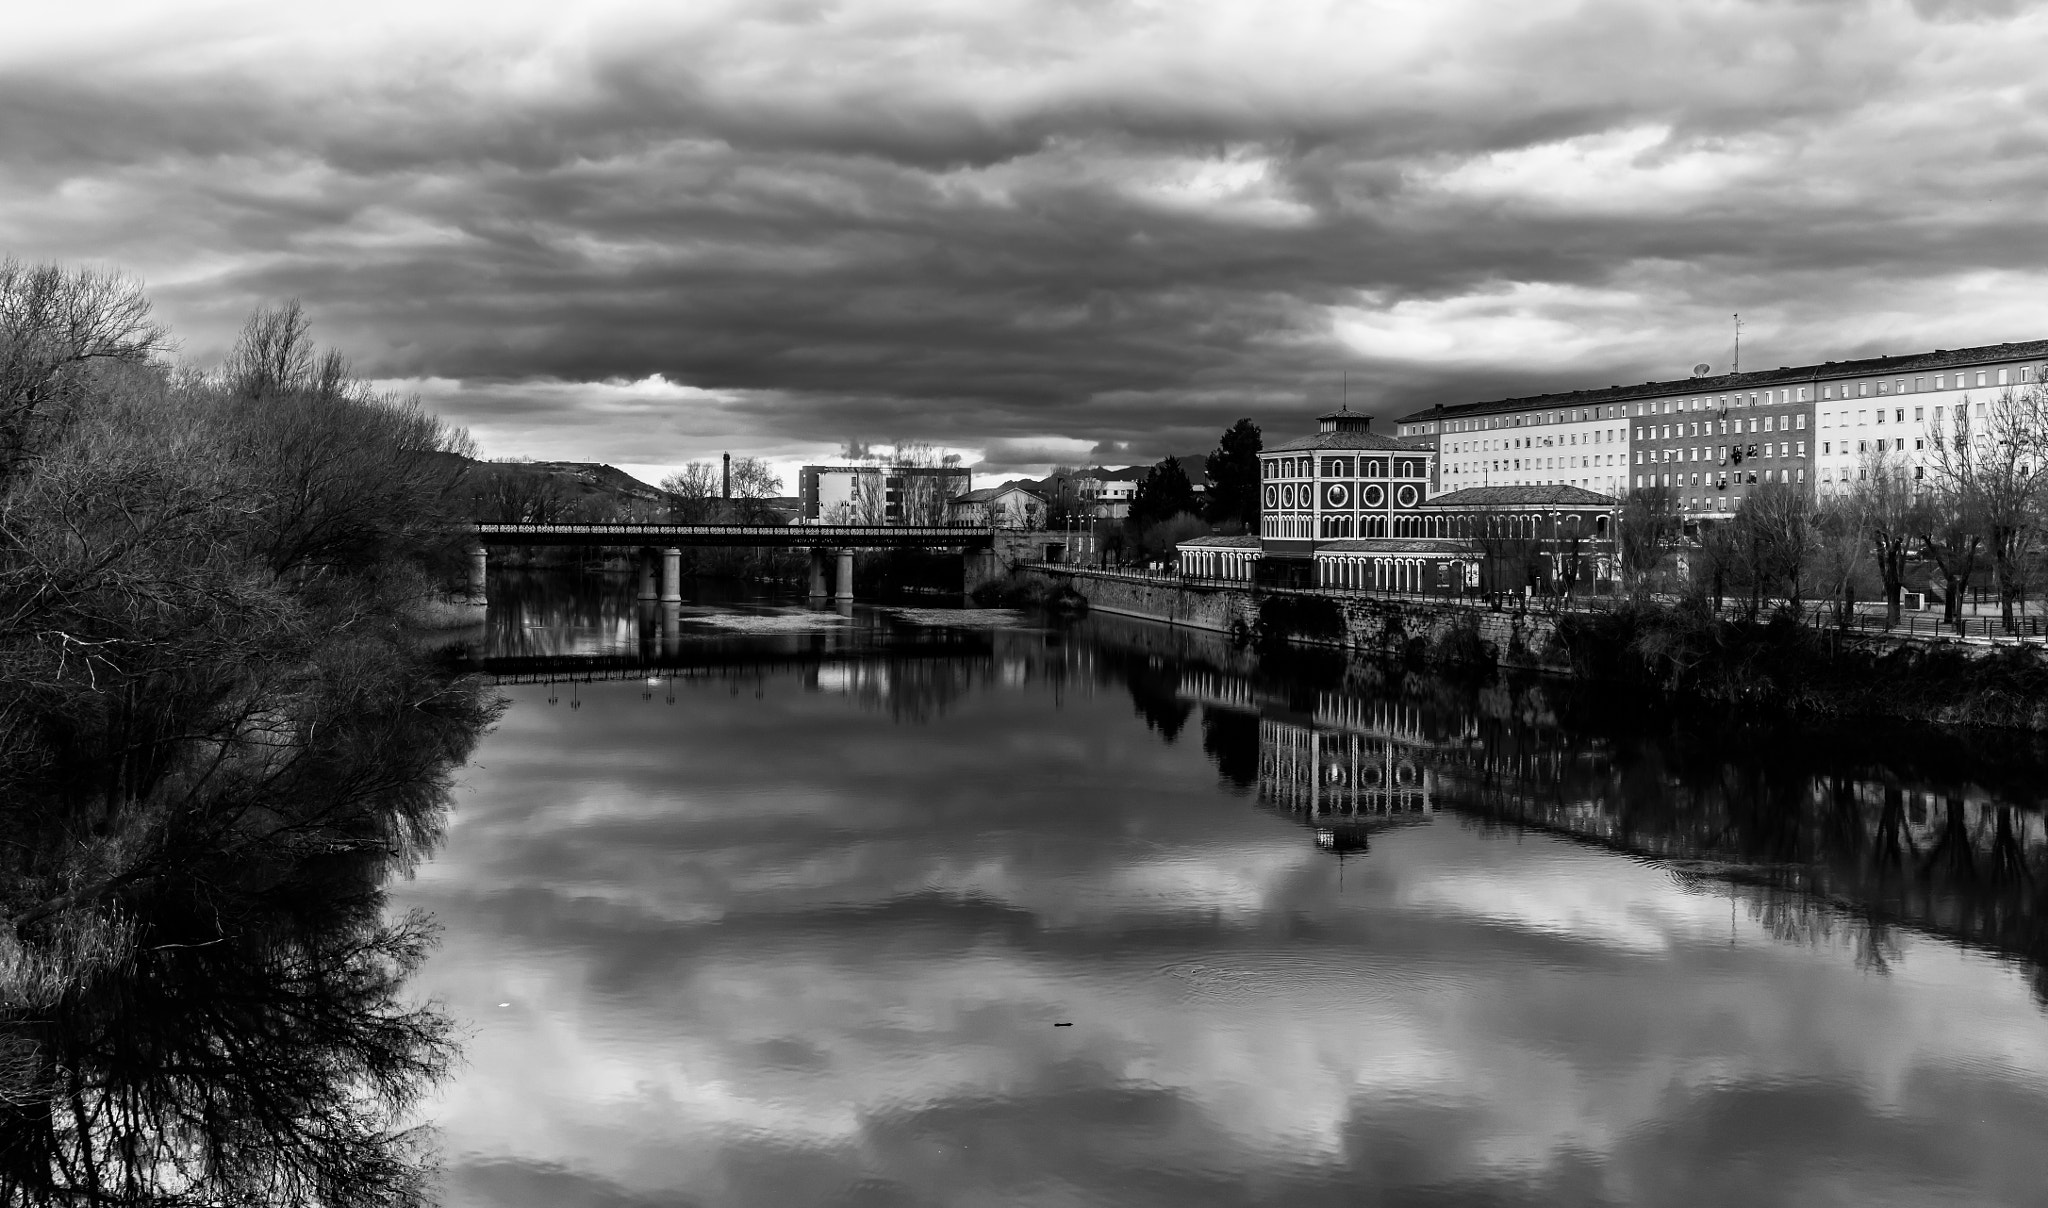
[1,259,497,1203]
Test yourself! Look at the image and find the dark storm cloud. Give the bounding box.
[4,0,2047,465]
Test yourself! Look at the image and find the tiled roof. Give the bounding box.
[1419,485,1619,508]
[1175,535,1262,548]
[1314,538,1479,554]
[1266,431,1432,453]
[1394,337,2048,425]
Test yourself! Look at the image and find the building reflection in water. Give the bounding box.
[1122,611,2048,998]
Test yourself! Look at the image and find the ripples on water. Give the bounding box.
[403,573,2048,1207]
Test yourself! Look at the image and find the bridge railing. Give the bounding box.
[471,521,1001,548]
[472,521,997,538]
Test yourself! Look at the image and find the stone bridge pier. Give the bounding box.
[806,548,856,602]
[631,547,684,603]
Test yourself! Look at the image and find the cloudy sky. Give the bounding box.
[6,0,2048,483]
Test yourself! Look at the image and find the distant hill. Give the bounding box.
[485,460,669,504]
[463,461,805,523]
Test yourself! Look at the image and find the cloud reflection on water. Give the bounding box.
[400,611,2048,1207]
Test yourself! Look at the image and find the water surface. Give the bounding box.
[401,577,2048,1207]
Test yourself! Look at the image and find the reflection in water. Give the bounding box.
[404,575,2048,1207]
[0,653,497,1207]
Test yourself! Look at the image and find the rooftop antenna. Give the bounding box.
[1732,313,1743,376]
[1342,371,1348,411]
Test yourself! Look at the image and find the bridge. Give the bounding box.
[465,521,1007,604]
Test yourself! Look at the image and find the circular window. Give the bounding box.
[1362,484,1385,508]
[1396,484,1419,508]
[1324,482,1350,508]
[1264,484,1278,509]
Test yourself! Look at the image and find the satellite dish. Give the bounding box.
[1692,363,1712,377]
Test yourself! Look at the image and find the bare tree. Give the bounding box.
[1926,386,2048,632]
[1808,503,1869,629]
[1690,520,1738,615]
[1847,448,1919,626]
[1915,470,1982,629]
[0,259,169,486]
[659,461,720,522]
[889,440,965,525]
[223,300,317,400]
[728,456,784,522]
[1739,482,1815,616]
[1617,486,1680,597]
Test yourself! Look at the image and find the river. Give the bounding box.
[398,574,2048,1207]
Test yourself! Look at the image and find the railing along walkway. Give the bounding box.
[1047,565,2048,647]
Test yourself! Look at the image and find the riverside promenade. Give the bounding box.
[1022,564,2048,660]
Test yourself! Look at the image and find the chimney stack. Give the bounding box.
[722,452,731,499]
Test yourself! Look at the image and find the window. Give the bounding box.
[1999,369,2010,385]
[1915,438,1925,451]
[1795,414,1806,430]
[1877,380,1889,395]
[1797,441,1806,456]
[1977,371,1988,387]
[1914,378,1924,391]
[1798,387,1809,401]
[1822,441,1831,455]
[1823,385,1834,399]
[1765,416,1775,432]
[1914,407,1923,420]
[1875,409,1884,424]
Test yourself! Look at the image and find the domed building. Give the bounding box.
[1176,407,1620,594]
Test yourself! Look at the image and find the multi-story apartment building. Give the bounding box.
[798,464,972,524]
[1396,338,2048,520]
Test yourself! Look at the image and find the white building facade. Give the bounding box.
[1398,338,2048,520]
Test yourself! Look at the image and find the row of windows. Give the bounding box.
[1400,364,2037,437]
[1823,367,2031,398]
[1263,482,1422,511]
[1634,468,1807,489]
[1637,415,1805,440]
[1637,442,1805,463]
[1820,401,1990,428]
[1444,427,1622,454]
[1449,455,1621,474]
[1820,438,1922,456]
[1262,457,1422,479]
[1821,464,1926,483]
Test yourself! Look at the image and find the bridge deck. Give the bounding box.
[473,521,997,549]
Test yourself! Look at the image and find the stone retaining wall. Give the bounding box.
[1023,567,1562,669]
